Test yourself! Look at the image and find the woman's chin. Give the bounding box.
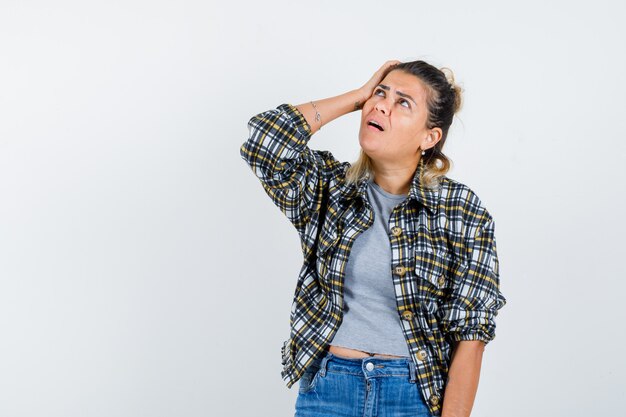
[358,134,383,155]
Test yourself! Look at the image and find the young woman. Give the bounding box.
[240,60,507,417]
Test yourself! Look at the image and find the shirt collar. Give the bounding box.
[338,158,441,213]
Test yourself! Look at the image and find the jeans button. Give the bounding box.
[365,362,374,371]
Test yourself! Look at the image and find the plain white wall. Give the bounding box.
[1,1,624,416]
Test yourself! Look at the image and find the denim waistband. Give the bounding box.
[312,351,417,383]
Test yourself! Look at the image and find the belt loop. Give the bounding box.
[408,360,417,383]
[319,351,332,377]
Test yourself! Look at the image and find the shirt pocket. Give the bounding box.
[317,220,339,255]
[298,277,329,309]
[414,249,454,295]
[315,217,340,281]
[414,248,469,295]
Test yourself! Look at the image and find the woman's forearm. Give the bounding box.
[295,89,366,134]
[441,340,485,417]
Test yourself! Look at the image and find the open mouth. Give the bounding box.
[367,121,384,131]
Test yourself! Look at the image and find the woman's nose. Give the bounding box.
[375,98,390,114]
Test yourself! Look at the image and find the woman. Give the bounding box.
[240,60,507,417]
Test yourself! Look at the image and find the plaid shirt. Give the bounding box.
[240,103,507,416]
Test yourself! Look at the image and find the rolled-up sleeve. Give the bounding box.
[439,217,507,345]
[239,103,343,239]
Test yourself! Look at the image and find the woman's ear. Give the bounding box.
[426,128,443,150]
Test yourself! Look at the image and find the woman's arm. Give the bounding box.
[240,61,402,239]
[240,85,374,238]
[441,340,485,417]
[295,60,401,134]
[437,210,505,416]
[294,89,365,135]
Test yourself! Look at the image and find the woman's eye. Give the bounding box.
[373,89,409,108]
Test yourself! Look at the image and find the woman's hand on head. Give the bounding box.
[356,60,402,108]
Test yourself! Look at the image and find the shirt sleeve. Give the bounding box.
[239,103,344,240]
[438,216,507,345]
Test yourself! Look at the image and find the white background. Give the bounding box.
[1,1,625,416]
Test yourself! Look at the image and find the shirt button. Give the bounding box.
[429,394,441,406]
[401,310,414,321]
[391,226,402,236]
[437,275,445,286]
[417,349,428,361]
[365,362,375,371]
[393,265,407,276]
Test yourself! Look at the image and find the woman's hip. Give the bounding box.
[295,351,433,417]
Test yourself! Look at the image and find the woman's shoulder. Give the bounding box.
[438,175,494,226]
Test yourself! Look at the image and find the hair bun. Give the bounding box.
[440,66,463,114]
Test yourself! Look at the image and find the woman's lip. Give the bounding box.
[367,124,384,132]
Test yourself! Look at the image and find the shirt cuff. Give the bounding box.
[278,103,313,137]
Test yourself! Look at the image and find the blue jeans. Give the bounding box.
[294,351,434,417]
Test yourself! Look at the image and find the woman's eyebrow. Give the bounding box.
[377,84,416,105]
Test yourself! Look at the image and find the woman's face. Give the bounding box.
[358,70,438,166]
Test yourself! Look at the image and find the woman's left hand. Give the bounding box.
[356,60,402,105]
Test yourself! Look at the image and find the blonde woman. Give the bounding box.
[240,59,507,417]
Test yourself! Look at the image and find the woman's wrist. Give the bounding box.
[353,87,370,110]
[295,89,367,134]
